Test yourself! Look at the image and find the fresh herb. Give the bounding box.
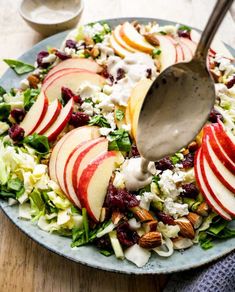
[7,178,23,192]
[30,189,45,212]
[108,129,131,152]
[0,185,16,198]
[160,31,167,35]
[93,34,104,44]
[89,115,111,128]
[3,59,35,75]
[23,133,50,155]
[23,88,40,111]
[152,48,161,57]
[82,208,89,242]
[0,103,11,121]
[178,25,191,32]
[99,249,113,256]
[0,86,6,97]
[170,155,180,165]
[115,109,125,121]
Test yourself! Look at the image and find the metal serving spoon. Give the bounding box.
[137,0,234,162]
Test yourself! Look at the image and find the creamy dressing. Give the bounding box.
[122,157,156,191]
[107,53,157,106]
[29,4,75,24]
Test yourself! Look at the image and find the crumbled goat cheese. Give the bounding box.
[77,82,101,100]
[158,169,184,199]
[81,102,94,116]
[103,112,116,129]
[163,198,189,219]
[96,41,114,65]
[99,127,112,136]
[42,54,57,64]
[136,192,155,210]
[20,79,29,90]
[83,23,105,38]
[113,171,125,189]
[121,124,131,132]
[64,47,76,56]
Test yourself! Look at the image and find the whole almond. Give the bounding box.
[187,212,202,229]
[174,217,195,239]
[130,206,155,222]
[143,220,158,233]
[139,231,162,249]
[196,202,209,217]
[144,33,160,46]
[27,74,40,89]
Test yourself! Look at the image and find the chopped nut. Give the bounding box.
[40,158,49,166]
[130,206,155,222]
[27,74,40,89]
[143,220,158,233]
[144,33,160,46]
[99,207,107,222]
[84,36,94,46]
[196,202,209,217]
[172,236,193,250]
[131,21,141,32]
[210,69,222,82]
[111,210,124,225]
[90,46,100,58]
[196,129,204,146]
[187,212,202,229]
[188,141,198,153]
[139,231,162,249]
[182,148,189,155]
[174,217,195,239]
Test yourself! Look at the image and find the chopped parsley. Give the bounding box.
[89,115,111,128]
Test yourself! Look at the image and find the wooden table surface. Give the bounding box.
[0,1,234,291]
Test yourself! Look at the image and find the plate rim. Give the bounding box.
[0,17,235,275]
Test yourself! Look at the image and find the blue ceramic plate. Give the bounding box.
[0,18,235,274]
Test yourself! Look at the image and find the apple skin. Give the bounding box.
[34,99,62,135]
[20,93,48,136]
[77,151,116,222]
[203,125,235,173]
[202,135,235,193]
[179,37,197,55]
[120,22,154,54]
[110,33,131,58]
[178,40,192,61]
[44,58,102,82]
[194,148,231,220]
[113,25,138,53]
[199,149,235,217]
[44,98,74,141]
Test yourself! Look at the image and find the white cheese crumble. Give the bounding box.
[158,169,184,199]
[136,191,155,210]
[113,171,125,189]
[163,198,189,219]
[20,79,29,90]
[99,127,112,136]
[42,53,57,64]
[157,222,180,238]
[81,102,94,116]
[77,82,101,100]
[0,122,9,135]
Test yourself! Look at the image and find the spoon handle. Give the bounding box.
[194,0,234,60]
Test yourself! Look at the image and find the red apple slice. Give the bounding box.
[55,126,100,200]
[179,40,192,62]
[44,70,105,102]
[214,123,235,163]
[120,22,154,54]
[202,135,235,193]
[34,99,62,135]
[200,150,235,217]
[43,98,74,141]
[65,138,108,207]
[153,35,177,71]
[190,29,234,59]
[166,36,183,63]
[44,58,102,82]
[203,125,235,173]
[78,151,117,221]
[113,25,139,53]
[20,92,48,136]
[110,34,132,58]
[179,37,197,55]
[194,149,231,220]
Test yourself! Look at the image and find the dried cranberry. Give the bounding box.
[105,183,139,211]
[226,76,235,89]
[157,212,175,225]
[94,234,112,250]
[55,50,70,60]
[182,153,195,169]
[116,68,125,81]
[131,144,140,157]
[146,68,152,79]
[116,222,139,247]
[209,108,224,123]
[36,51,49,68]
[100,67,114,84]
[10,108,26,123]
[8,124,25,142]
[155,156,173,171]
[61,86,82,104]
[182,183,199,198]
[69,112,90,127]
[65,39,77,49]
[177,30,191,39]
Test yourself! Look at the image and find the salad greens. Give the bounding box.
[108,129,131,152]
[89,115,111,128]
[23,133,50,155]
[0,103,11,121]
[3,59,35,75]
[115,109,125,121]
[23,88,40,110]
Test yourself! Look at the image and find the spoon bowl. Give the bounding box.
[137,59,215,161]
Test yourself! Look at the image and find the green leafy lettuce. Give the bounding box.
[3,59,35,75]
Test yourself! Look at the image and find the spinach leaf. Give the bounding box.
[108,129,131,152]
[178,25,191,32]
[89,115,110,128]
[0,185,16,199]
[3,59,35,75]
[23,133,50,155]
[92,34,104,44]
[0,103,11,121]
[23,88,40,111]
[0,86,6,97]
[115,109,125,121]
[152,49,161,57]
